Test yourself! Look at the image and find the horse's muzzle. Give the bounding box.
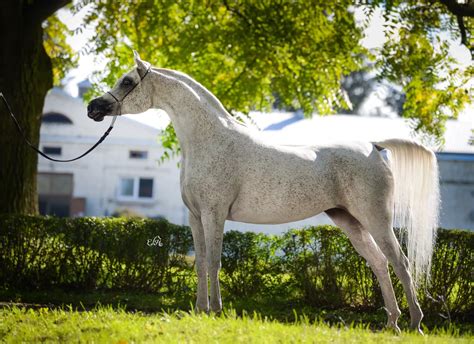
[87,98,114,122]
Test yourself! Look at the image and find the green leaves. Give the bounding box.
[375,4,472,143]
[43,15,78,86]
[159,123,180,164]
[73,0,471,156]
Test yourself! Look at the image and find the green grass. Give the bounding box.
[0,306,471,343]
[1,289,472,335]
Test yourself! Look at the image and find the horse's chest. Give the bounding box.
[180,162,236,206]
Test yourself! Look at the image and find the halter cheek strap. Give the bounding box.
[107,91,122,116]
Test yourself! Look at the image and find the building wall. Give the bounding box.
[438,155,474,230]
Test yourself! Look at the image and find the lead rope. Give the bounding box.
[0,92,117,162]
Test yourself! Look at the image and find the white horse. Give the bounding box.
[88,51,439,333]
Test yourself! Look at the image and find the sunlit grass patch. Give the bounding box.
[0,306,471,343]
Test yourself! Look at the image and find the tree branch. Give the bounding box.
[457,11,473,59]
[25,0,72,23]
[224,56,258,95]
[438,0,474,17]
[439,0,473,59]
[222,0,252,27]
[456,14,468,46]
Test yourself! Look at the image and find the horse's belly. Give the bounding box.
[227,185,332,224]
[227,208,326,225]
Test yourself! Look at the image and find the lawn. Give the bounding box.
[0,306,471,343]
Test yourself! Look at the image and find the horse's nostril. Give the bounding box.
[87,101,96,112]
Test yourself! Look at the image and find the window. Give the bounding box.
[118,177,154,200]
[138,178,153,198]
[37,173,73,218]
[42,112,73,124]
[119,178,134,197]
[43,146,62,155]
[129,150,148,159]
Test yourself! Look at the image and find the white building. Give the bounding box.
[39,87,187,225]
[39,87,474,231]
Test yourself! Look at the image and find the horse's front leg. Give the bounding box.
[189,213,209,313]
[201,208,226,313]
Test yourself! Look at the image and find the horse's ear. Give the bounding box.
[133,50,141,60]
[133,50,150,78]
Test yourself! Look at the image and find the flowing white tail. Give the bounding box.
[377,139,440,284]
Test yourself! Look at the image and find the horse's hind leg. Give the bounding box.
[367,222,424,333]
[326,209,401,332]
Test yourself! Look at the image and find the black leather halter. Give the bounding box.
[106,67,151,116]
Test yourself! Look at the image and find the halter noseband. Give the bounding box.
[107,66,151,116]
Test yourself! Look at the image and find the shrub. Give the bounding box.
[0,215,472,321]
[0,215,193,294]
[221,231,283,298]
[278,226,378,308]
[418,229,473,320]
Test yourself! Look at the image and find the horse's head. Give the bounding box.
[87,51,153,122]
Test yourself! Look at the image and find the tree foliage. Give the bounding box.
[74,0,472,151]
[43,15,78,85]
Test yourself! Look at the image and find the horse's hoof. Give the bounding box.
[387,324,402,334]
[210,301,222,315]
[195,305,209,314]
[411,327,424,335]
[209,308,223,316]
[212,310,223,317]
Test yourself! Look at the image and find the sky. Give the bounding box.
[57,4,473,126]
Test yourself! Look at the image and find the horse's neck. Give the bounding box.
[154,68,251,131]
[150,70,241,155]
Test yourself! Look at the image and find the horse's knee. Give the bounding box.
[207,260,221,279]
[196,269,207,280]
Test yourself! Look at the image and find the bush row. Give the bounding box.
[0,215,472,320]
[0,216,193,294]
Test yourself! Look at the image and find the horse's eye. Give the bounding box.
[122,78,132,86]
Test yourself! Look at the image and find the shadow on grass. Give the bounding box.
[0,289,472,334]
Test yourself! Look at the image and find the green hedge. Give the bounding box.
[0,215,472,320]
[220,227,473,321]
[0,216,193,294]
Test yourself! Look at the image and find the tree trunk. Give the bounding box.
[0,1,54,214]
